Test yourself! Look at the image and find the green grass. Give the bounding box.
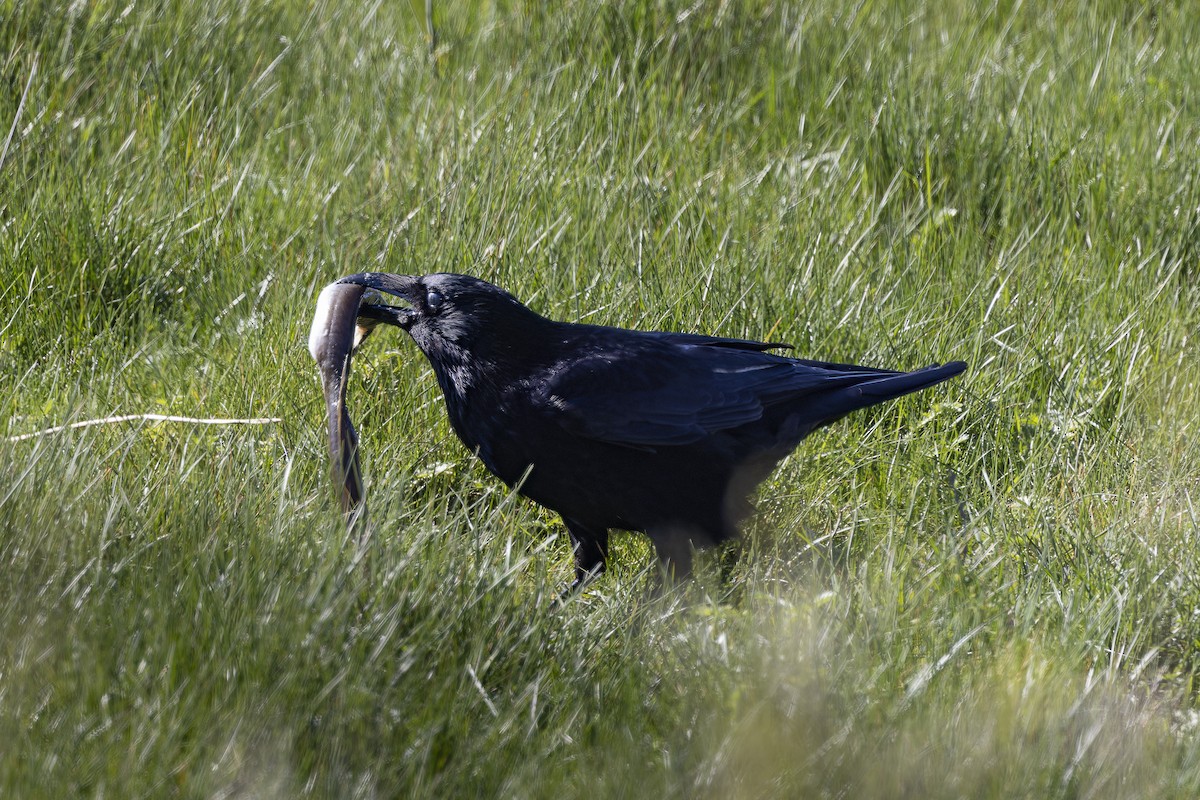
[2,0,1199,796]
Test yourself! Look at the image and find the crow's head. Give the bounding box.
[336,272,543,368]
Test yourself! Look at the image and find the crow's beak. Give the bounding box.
[338,272,420,331]
[308,282,373,513]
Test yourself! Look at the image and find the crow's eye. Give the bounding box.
[426,289,445,311]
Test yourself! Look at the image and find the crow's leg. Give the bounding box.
[561,518,609,598]
[648,530,695,584]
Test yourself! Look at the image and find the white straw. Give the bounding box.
[6,414,283,442]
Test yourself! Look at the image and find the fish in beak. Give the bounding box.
[308,276,416,515]
[308,283,372,513]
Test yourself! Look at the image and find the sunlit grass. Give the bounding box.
[2,0,1199,796]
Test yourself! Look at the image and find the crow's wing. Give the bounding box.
[647,331,794,353]
[540,344,959,450]
[652,331,920,374]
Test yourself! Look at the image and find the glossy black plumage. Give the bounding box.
[339,272,966,592]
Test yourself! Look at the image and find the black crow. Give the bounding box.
[332,272,966,593]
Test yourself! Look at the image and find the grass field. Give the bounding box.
[2,0,1199,796]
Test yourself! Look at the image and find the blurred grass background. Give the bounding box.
[2,0,1198,796]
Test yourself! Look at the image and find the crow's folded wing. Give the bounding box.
[646,331,794,353]
[651,332,921,375]
[537,345,914,449]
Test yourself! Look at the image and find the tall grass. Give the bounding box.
[2,0,1199,796]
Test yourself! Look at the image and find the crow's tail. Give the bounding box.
[857,360,967,401]
[810,360,967,430]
